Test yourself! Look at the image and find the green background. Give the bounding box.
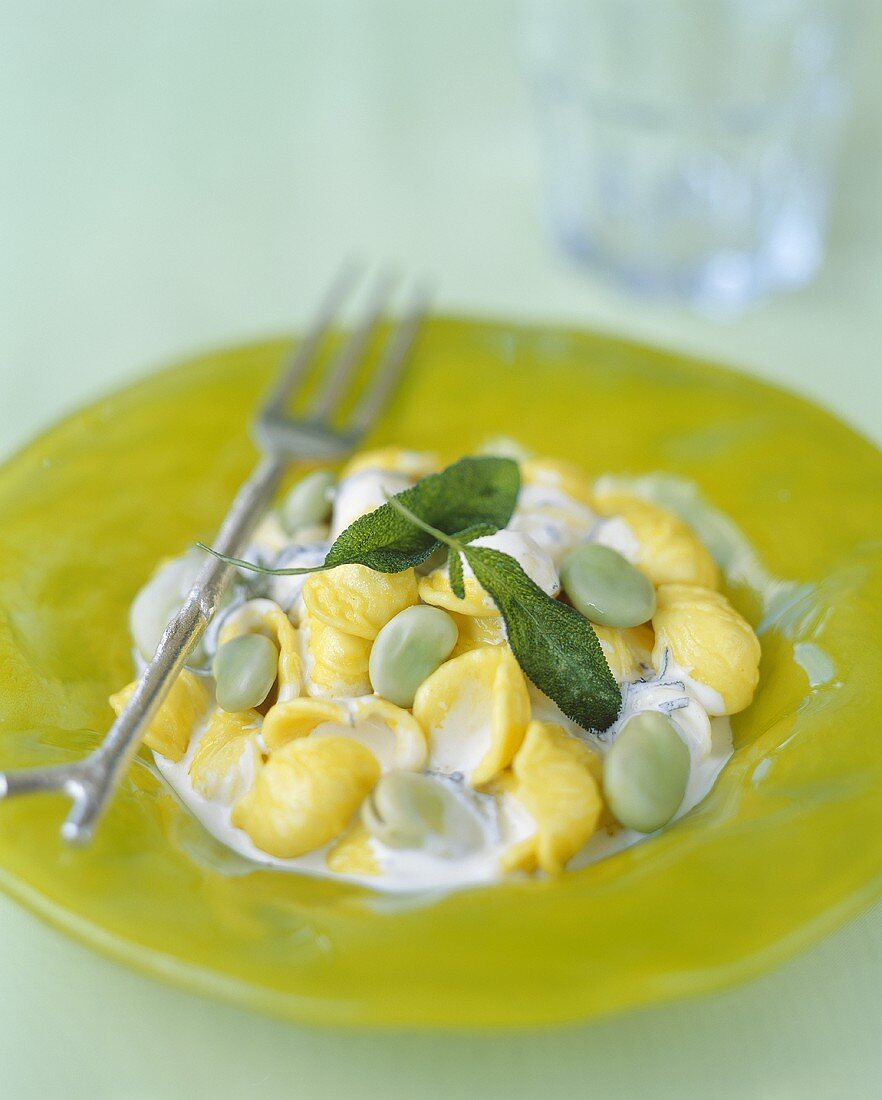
[1,2,880,1096]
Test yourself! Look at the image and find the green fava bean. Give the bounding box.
[361,771,484,857]
[280,469,336,534]
[603,711,691,833]
[560,543,656,627]
[212,634,279,713]
[130,548,245,670]
[369,605,458,708]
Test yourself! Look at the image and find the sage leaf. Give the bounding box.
[463,545,621,732]
[325,456,518,573]
[443,521,497,601]
[448,549,465,599]
[199,456,520,577]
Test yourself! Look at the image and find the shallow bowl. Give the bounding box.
[1,317,880,1027]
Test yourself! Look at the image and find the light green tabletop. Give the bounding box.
[1,3,880,1097]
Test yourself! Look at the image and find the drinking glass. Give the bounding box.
[524,0,855,311]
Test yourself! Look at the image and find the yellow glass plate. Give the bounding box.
[1,318,880,1029]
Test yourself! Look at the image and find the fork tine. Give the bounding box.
[345,283,430,437]
[306,269,397,420]
[60,785,101,845]
[260,260,362,418]
[0,766,69,797]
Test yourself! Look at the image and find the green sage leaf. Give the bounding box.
[463,544,621,732]
[199,456,519,577]
[325,457,519,573]
[448,550,465,599]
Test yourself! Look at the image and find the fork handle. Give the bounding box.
[71,453,288,841]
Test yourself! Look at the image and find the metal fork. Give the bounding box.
[0,266,428,843]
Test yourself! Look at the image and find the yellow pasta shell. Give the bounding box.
[262,698,346,751]
[341,447,438,480]
[326,821,380,876]
[652,583,761,715]
[302,611,372,697]
[521,457,595,508]
[418,569,497,618]
[303,565,419,639]
[189,708,263,803]
[109,669,208,763]
[231,735,380,859]
[344,696,428,772]
[449,612,507,657]
[502,720,603,874]
[262,695,427,772]
[412,646,530,786]
[593,624,653,684]
[594,492,719,589]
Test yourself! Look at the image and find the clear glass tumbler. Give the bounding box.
[524,0,855,311]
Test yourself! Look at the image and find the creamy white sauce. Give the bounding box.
[371,792,535,890]
[616,659,715,760]
[156,714,533,893]
[330,470,412,539]
[510,485,596,567]
[157,736,368,884]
